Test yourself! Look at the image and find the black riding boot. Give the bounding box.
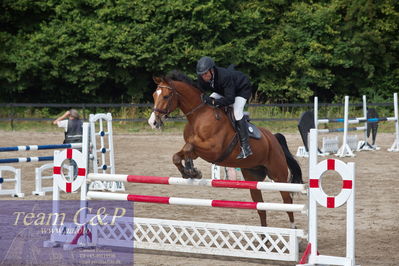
[236,118,253,159]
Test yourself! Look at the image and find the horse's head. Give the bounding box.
[148,76,179,129]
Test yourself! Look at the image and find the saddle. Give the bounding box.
[225,107,262,140]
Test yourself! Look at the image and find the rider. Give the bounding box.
[196,56,253,159]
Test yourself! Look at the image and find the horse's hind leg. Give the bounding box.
[280,191,296,229]
[172,143,202,179]
[241,168,267,227]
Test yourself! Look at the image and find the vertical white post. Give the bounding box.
[211,164,221,180]
[80,123,89,204]
[389,93,399,152]
[89,114,98,175]
[107,113,115,176]
[13,168,23,197]
[34,167,44,196]
[34,168,41,195]
[50,150,60,244]
[362,95,368,145]
[314,97,319,130]
[346,162,356,262]
[308,129,318,260]
[336,96,354,157]
[89,114,104,191]
[342,96,349,153]
[80,123,89,246]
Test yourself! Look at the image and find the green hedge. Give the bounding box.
[1,0,398,103]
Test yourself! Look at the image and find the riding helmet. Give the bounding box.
[196,56,215,75]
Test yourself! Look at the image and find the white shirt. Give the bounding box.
[56,120,69,132]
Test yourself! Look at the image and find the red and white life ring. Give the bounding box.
[309,159,353,208]
[53,149,86,193]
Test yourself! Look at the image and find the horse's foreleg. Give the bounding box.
[172,150,186,177]
[172,143,202,179]
[250,189,267,227]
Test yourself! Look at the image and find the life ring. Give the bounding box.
[53,149,86,193]
[309,159,353,208]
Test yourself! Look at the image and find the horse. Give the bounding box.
[148,70,303,228]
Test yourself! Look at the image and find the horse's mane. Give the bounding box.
[165,70,201,91]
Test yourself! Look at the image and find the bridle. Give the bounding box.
[152,84,177,116]
[153,82,205,117]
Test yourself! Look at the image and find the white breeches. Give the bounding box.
[210,93,247,120]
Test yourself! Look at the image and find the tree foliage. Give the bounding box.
[0,0,398,103]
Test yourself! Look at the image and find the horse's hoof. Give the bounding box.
[192,171,202,179]
[191,168,202,179]
[182,169,202,179]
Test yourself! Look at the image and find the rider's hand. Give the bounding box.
[202,94,216,106]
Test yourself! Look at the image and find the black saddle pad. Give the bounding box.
[246,119,262,139]
[224,107,261,139]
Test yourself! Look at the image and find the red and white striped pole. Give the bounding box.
[87,173,306,193]
[86,191,306,212]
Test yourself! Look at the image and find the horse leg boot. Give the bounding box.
[173,150,187,177]
[236,118,253,159]
[183,158,202,179]
[173,143,202,179]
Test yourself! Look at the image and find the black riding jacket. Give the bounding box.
[198,66,252,106]
[64,119,83,144]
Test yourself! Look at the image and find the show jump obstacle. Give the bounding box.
[45,125,357,265]
[297,93,399,157]
[0,113,123,197]
[0,143,81,197]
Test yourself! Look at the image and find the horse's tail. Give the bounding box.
[274,133,303,184]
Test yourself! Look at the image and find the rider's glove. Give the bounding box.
[202,94,216,106]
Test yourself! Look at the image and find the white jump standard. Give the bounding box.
[88,113,124,192]
[0,166,24,197]
[298,129,356,266]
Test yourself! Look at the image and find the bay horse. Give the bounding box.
[148,70,303,228]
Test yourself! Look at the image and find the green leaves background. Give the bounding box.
[1,0,398,103]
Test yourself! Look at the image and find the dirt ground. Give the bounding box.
[0,130,398,266]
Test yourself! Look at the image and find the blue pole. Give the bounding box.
[0,143,81,152]
[0,156,54,164]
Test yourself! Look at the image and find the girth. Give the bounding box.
[213,133,239,164]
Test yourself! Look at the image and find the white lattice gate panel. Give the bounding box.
[89,216,305,262]
[92,218,134,248]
